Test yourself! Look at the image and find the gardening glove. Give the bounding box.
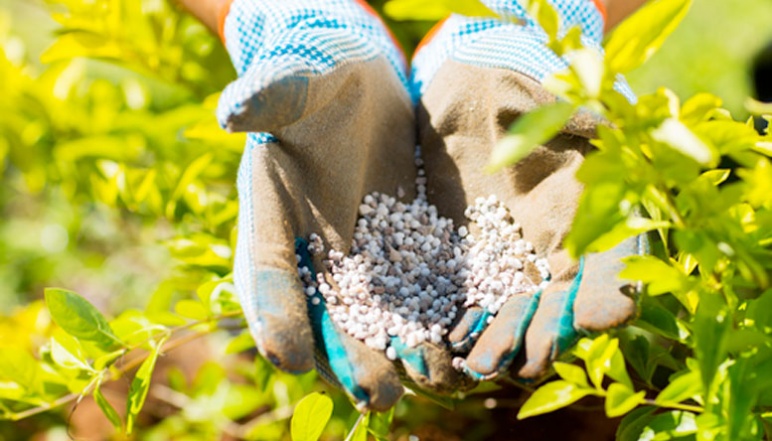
[218,0,461,411]
[412,0,647,382]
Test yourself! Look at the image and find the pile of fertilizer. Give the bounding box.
[297,151,550,359]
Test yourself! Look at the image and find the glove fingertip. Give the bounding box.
[447,308,490,353]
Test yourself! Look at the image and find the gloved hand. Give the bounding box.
[411,0,647,382]
[218,0,461,410]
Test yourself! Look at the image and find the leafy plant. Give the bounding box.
[482,0,772,439]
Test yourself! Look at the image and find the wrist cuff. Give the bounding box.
[217,0,235,44]
[590,0,607,25]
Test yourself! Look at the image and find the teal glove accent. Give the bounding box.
[295,238,371,405]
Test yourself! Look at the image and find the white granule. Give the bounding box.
[297,149,550,357]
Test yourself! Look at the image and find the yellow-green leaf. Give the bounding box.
[126,336,167,434]
[605,0,692,73]
[442,0,498,18]
[553,362,589,388]
[655,370,701,406]
[290,392,334,441]
[605,382,645,418]
[45,288,123,351]
[518,381,594,419]
[487,101,575,172]
[383,0,451,21]
[94,386,123,430]
[651,118,717,166]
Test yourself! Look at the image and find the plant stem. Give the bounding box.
[5,311,243,421]
[642,398,704,413]
[344,412,367,441]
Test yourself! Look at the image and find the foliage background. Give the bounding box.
[0,0,770,439]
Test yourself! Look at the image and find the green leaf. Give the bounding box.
[605,382,645,418]
[40,31,123,63]
[442,0,499,18]
[524,0,560,40]
[655,370,702,407]
[290,392,334,441]
[50,336,92,372]
[45,288,123,351]
[174,299,209,321]
[383,0,498,21]
[517,381,594,419]
[681,93,723,125]
[588,216,671,255]
[94,386,122,430]
[638,411,698,440]
[607,350,634,390]
[692,294,730,397]
[487,101,575,172]
[382,0,449,21]
[553,362,590,388]
[745,97,772,116]
[585,335,620,389]
[166,153,213,218]
[565,180,628,258]
[368,407,395,441]
[616,406,658,441]
[567,48,604,98]
[126,336,167,434]
[0,348,37,388]
[651,118,718,166]
[737,158,772,207]
[225,331,257,354]
[604,0,692,73]
[619,255,691,296]
[348,412,370,441]
[747,289,772,333]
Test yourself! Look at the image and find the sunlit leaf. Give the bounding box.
[655,369,702,407]
[348,412,370,441]
[50,336,92,372]
[619,255,692,296]
[638,411,698,440]
[524,0,560,40]
[693,294,730,396]
[94,385,122,430]
[605,0,692,73]
[553,362,590,388]
[651,118,718,166]
[368,407,395,441]
[126,336,168,434]
[487,101,575,172]
[0,348,37,388]
[616,406,657,441]
[605,382,645,418]
[383,0,498,21]
[518,381,594,419]
[40,31,123,63]
[174,300,209,321]
[290,392,334,441]
[585,335,620,389]
[45,288,123,351]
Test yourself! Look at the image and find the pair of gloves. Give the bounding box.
[217,0,645,411]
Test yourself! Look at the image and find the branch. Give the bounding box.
[4,311,244,421]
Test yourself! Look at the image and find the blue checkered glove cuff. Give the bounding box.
[411,0,634,100]
[221,0,408,81]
